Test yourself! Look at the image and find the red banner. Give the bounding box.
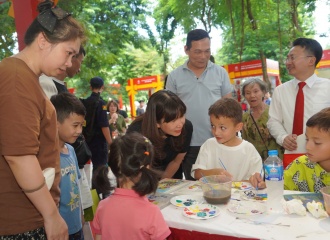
[132,75,158,86]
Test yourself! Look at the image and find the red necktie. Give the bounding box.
[292,82,306,135]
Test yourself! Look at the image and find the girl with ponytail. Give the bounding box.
[91,132,170,240]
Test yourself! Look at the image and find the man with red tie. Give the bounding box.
[267,38,330,168]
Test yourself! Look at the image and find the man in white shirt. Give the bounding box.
[267,38,330,167]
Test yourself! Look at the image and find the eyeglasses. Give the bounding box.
[285,55,314,63]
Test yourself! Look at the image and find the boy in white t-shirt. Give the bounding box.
[191,98,263,182]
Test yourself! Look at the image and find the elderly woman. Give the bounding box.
[107,100,127,139]
[241,78,283,161]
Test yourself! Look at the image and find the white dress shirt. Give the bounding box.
[267,74,330,151]
[39,74,59,98]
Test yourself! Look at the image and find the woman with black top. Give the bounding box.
[127,90,193,179]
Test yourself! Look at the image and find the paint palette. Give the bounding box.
[232,181,253,190]
[147,193,172,209]
[227,201,266,215]
[183,204,220,219]
[241,190,267,201]
[170,195,204,207]
[156,179,188,193]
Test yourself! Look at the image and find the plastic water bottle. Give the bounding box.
[264,150,283,213]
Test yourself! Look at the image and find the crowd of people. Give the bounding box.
[1,1,330,240]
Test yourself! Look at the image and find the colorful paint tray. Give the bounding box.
[183,204,220,219]
[170,195,204,207]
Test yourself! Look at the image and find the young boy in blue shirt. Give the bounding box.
[51,92,86,239]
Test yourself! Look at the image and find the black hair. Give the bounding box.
[306,107,330,133]
[210,55,215,63]
[131,90,187,160]
[93,132,160,197]
[186,29,210,50]
[79,45,86,56]
[292,38,323,67]
[50,92,86,123]
[209,98,242,125]
[107,99,119,112]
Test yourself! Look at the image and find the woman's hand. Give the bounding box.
[109,113,118,124]
[44,211,68,240]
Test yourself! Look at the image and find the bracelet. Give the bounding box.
[22,178,46,193]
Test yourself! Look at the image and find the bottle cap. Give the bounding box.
[268,150,278,156]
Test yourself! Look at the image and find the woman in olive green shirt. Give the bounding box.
[241,78,283,161]
[107,100,127,139]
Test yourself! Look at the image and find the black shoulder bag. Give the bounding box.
[250,111,269,160]
[71,134,92,169]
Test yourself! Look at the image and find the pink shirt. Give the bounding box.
[91,188,171,240]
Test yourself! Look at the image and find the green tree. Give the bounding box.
[0,2,16,60]
[217,0,316,83]
[144,1,178,76]
[106,42,164,106]
[154,0,318,83]
[59,0,150,98]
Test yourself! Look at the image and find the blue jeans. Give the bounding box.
[69,228,84,240]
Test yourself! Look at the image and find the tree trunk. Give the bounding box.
[227,0,237,49]
[246,0,257,30]
[239,0,245,61]
[260,50,270,89]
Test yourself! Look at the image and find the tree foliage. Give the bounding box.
[154,0,319,83]
[0,0,327,103]
[57,0,152,100]
[0,2,16,60]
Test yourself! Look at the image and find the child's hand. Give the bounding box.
[215,168,232,178]
[249,172,266,189]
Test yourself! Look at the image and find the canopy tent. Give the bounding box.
[316,49,330,79]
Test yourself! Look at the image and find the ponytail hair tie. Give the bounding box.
[144,151,149,156]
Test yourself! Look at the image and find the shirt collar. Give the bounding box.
[293,73,317,88]
[113,188,148,201]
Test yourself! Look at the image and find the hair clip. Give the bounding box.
[144,151,149,156]
[37,1,71,33]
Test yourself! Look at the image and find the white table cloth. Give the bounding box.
[160,181,330,240]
